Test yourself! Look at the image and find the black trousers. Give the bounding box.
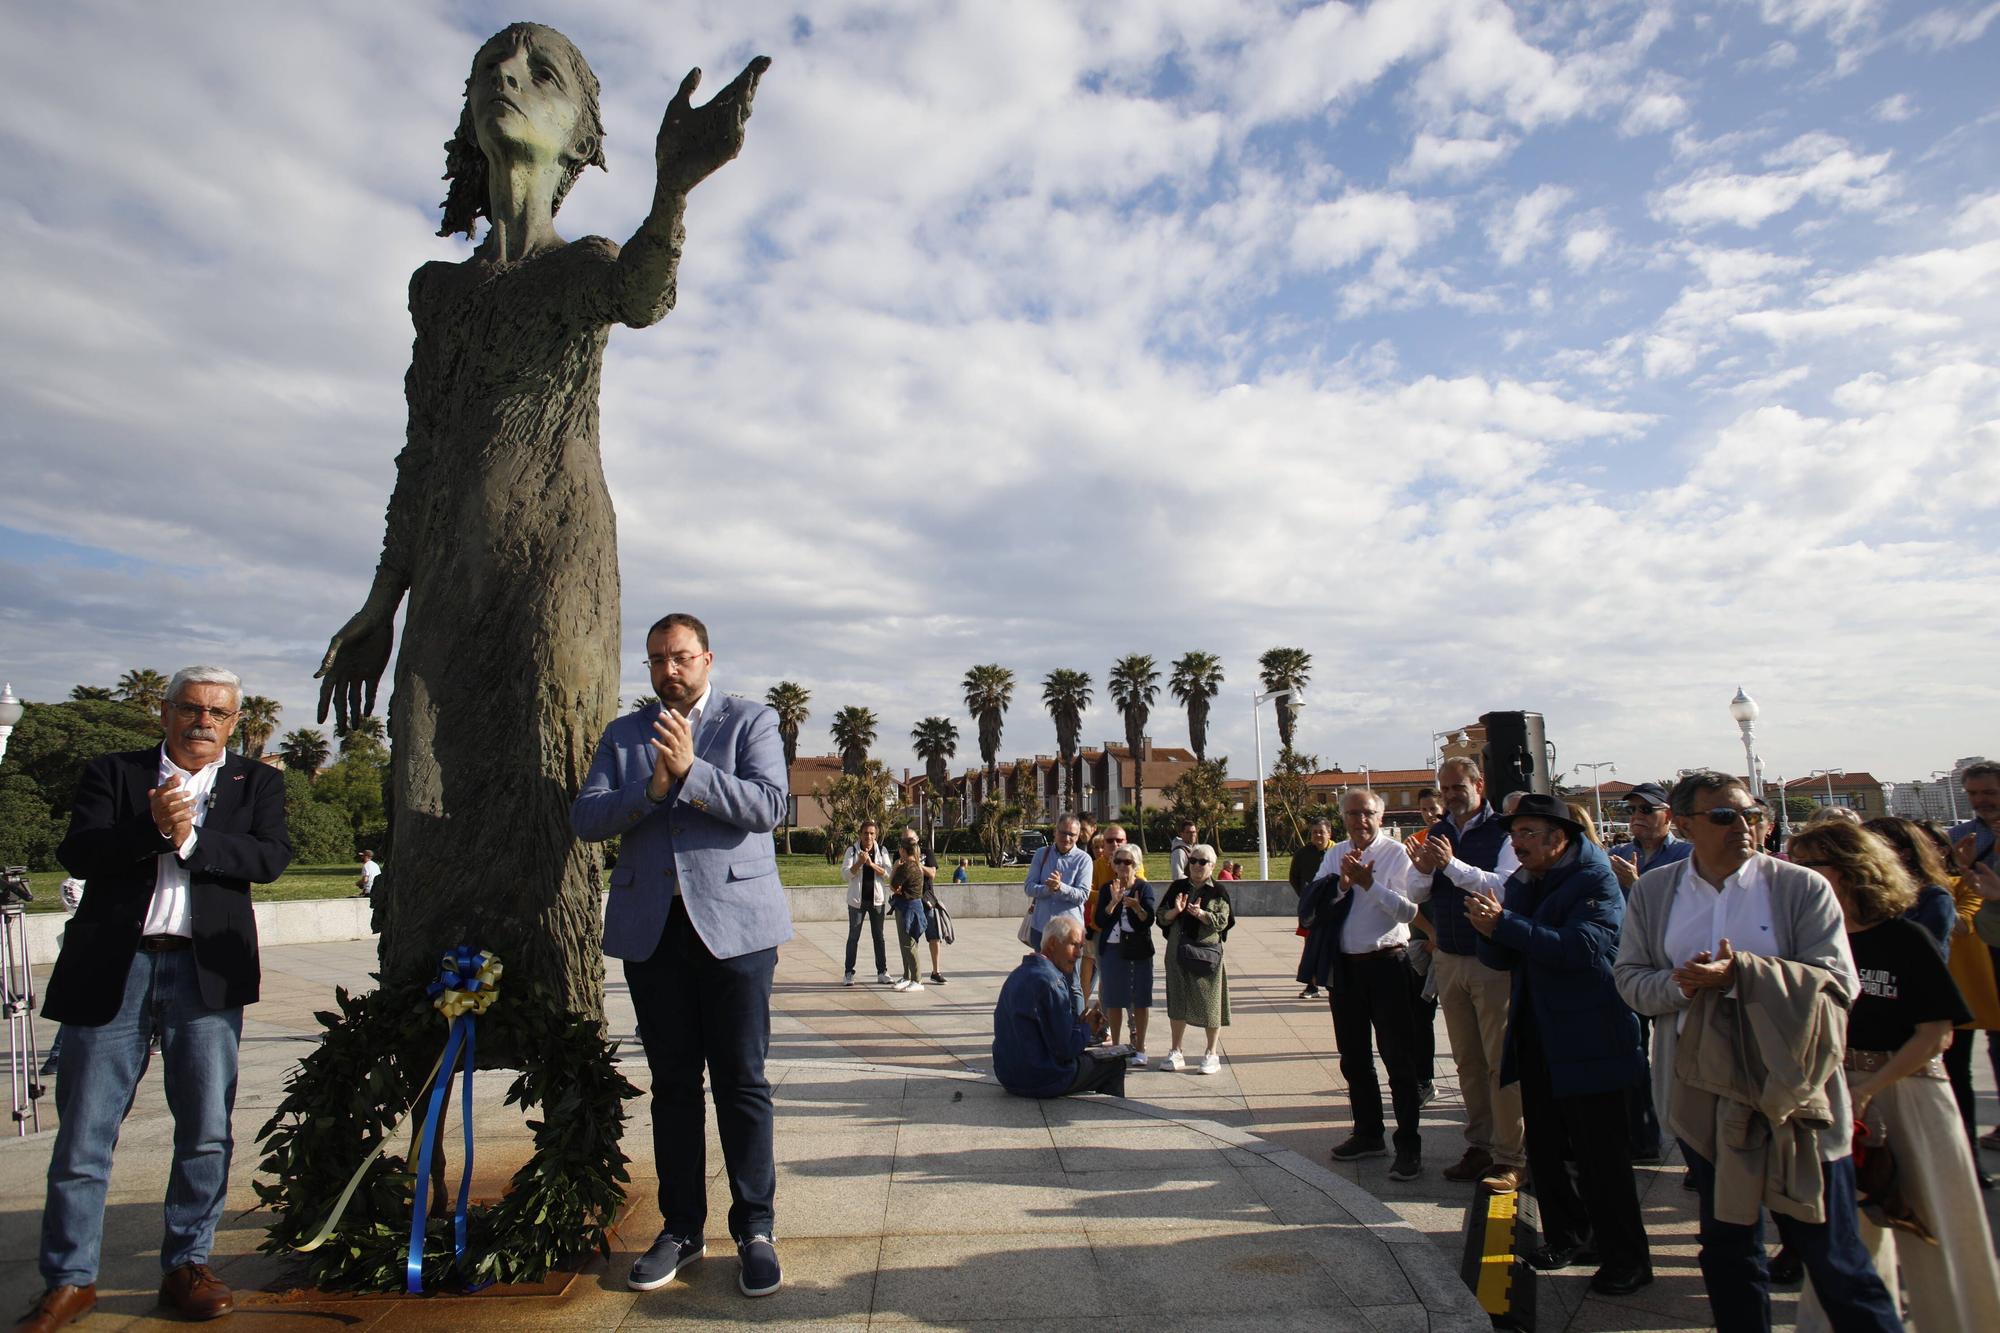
[1626,1012,1662,1156]
[843,903,886,975]
[625,897,778,1241]
[1516,1018,1648,1270]
[1329,949,1423,1153]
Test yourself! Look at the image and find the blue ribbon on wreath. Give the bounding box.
[407,945,503,1294]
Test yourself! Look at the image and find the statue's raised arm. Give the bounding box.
[612,56,772,329]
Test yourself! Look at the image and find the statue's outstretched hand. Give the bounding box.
[315,604,393,733]
[656,56,771,196]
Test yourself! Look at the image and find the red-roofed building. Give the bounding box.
[1224,766,1445,832]
[1779,772,1888,819]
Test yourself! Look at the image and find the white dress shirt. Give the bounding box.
[141,746,226,938]
[1317,836,1424,954]
[1663,853,1778,1033]
[1434,806,1521,896]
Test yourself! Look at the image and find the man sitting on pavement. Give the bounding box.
[993,917,1126,1099]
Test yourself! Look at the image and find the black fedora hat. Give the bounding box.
[1500,792,1587,836]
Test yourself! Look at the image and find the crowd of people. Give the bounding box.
[992,759,2000,1330]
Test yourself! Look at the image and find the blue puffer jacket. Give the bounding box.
[1477,838,1645,1099]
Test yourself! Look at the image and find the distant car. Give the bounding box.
[1017,830,1049,856]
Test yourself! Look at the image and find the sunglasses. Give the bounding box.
[1625,803,1662,815]
[1692,806,1766,826]
[1187,857,1212,865]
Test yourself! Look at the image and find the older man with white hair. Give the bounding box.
[21,667,291,1333]
[992,916,1127,1099]
[1299,788,1427,1180]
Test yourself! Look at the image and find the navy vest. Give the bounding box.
[1426,808,1510,955]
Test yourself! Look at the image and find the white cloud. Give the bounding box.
[1899,3,2000,50]
[1394,131,1513,182]
[1290,190,1455,270]
[1651,134,1896,228]
[1488,185,1572,266]
[1870,93,1916,122]
[1620,82,1691,136]
[1564,225,1615,271]
[1740,40,1800,70]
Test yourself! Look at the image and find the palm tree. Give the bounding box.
[764,682,810,852]
[830,706,878,776]
[1258,647,1312,752]
[1040,669,1092,819]
[279,727,332,778]
[69,685,113,701]
[1169,651,1224,762]
[340,713,388,758]
[1106,654,1161,850]
[910,715,959,839]
[116,668,170,713]
[961,664,1016,796]
[237,694,281,757]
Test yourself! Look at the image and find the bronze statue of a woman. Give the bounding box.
[316,24,768,1021]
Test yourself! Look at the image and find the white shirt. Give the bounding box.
[1437,806,1521,895]
[359,860,381,888]
[142,746,226,938]
[1664,853,1778,1034]
[1317,836,1424,954]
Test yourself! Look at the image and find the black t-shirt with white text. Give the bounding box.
[1846,916,1971,1053]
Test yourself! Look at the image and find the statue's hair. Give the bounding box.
[437,23,608,240]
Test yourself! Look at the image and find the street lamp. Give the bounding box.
[1729,687,1764,799]
[1359,764,1372,790]
[1429,728,1470,772]
[1571,761,1616,831]
[0,684,23,767]
[1931,770,1962,823]
[1805,768,1844,810]
[1253,685,1304,881]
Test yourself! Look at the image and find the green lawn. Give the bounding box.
[19,852,1297,912]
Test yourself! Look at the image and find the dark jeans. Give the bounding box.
[1059,1047,1128,1098]
[892,898,926,982]
[1329,949,1423,1153]
[1626,1012,1662,1157]
[626,898,778,1242]
[1516,1020,1648,1270]
[1679,1142,1899,1333]
[844,903,886,975]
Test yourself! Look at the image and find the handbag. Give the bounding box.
[1176,938,1221,975]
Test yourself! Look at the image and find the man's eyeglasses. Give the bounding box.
[1508,826,1559,841]
[645,652,707,670]
[1625,802,1662,816]
[169,702,239,722]
[1694,806,1766,826]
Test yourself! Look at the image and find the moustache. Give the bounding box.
[180,725,218,743]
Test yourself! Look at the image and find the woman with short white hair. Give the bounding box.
[1159,843,1231,1074]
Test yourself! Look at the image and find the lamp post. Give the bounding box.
[1359,764,1372,790]
[1571,761,1616,831]
[1729,687,1764,799]
[1805,768,1844,810]
[0,684,23,767]
[1429,728,1470,772]
[1253,685,1303,881]
[1931,770,1962,823]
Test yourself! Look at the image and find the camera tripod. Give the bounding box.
[2,870,47,1135]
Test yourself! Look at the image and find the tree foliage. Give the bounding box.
[764,681,811,852]
[280,728,332,777]
[1107,654,1160,850]
[116,668,170,714]
[961,664,1015,790]
[829,705,878,777]
[817,760,897,863]
[1169,651,1224,762]
[974,791,1026,867]
[1162,759,1233,849]
[1040,668,1091,819]
[1263,747,1330,849]
[1258,647,1312,752]
[237,694,282,758]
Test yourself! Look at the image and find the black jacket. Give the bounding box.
[47,748,292,1024]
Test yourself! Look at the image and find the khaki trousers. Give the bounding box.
[1434,948,1524,1166]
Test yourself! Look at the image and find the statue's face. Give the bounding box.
[469,29,586,170]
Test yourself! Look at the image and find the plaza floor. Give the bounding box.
[3,917,1996,1331]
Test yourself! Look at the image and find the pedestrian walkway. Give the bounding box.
[4,917,1995,1329]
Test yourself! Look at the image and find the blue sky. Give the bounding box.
[2,1,1996,789]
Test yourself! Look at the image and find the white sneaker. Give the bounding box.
[1127,1051,1149,1069]
[891,978,911,991]
[906,981,925,991]
[1161,1050,1185,1072]
[842,971,855,986]
[877,972,893,985]
[1198,1052,1221,1075]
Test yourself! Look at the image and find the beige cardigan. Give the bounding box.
[1670,955,1850,1224]
[1613,853,1860,1179]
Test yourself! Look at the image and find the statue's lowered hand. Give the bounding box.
[315,603,393,732]
[656,56,771,196]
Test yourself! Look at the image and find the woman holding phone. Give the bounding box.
[1093,848,1156,1068]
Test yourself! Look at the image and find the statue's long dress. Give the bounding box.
[375,237,633,1025]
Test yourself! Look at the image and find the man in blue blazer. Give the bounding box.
[571,613,792,1300]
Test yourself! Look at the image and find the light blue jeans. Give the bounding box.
[39,947,242,1286]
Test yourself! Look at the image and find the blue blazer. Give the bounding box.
[1477,839,1645,1099]
[571,694,792,961]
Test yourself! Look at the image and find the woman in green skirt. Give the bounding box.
[1160,842,1231,1074]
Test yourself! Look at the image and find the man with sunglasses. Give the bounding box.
[22,667,292,1332]
[1613,771,1896,1333]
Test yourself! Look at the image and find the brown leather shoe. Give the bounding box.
[1481,1164,1525,1193]
[159,1263,234,1321]
[13,1285,95,1333]
[1440,1147,1493,1182]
